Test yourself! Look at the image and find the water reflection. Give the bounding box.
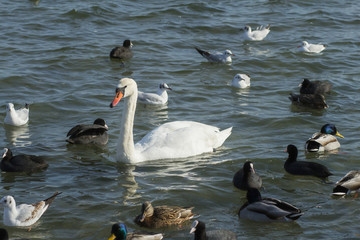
[4,125,32,147]
[289,104,326,116]
[136,103,169,125]
[116,165,140,205]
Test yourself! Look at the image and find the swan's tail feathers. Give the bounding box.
[215,127,232,148]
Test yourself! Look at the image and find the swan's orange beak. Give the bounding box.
[110,88,124,108]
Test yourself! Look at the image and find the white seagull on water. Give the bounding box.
[4,103,29,126]
[1,192,61,227]
[138,83,172,105]
[195,47,234,63]
[298,41,326,53]
[240,24,271,41]
[232,73,251,89]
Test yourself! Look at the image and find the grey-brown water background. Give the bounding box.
[1,0,360,239]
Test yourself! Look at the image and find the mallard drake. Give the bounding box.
[1,148,48,173]
[195,47,234,63]
[4,103,29,126]
[332,170,360,196]
[289,93,328,109]
[110,40,133,60]
[107,223,163,240]
[66,118,108,145]
[299,78,332,95]
[239,188,303,222]
[134,201,194,228]
[231,74,251,89]
[305,124,344,152]
[233,161,262,191]
[190,220,236,240]
[285,144,332,178]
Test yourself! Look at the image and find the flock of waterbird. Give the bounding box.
[1,22,358,240]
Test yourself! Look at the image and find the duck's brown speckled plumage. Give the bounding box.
[135,201,194,228]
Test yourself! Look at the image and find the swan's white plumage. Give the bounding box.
[111,78,232,163]
[4,103,29,126]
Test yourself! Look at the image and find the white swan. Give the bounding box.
[138,83,172,105]
[110,78,232,163]
[232,74,251,88]
[4,103,29,126]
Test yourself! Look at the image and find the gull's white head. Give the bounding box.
[234,73,250,81]
[1,196,16,209]
[224,50,234,56]
[159,83,172,91]
[244,25,252,32]
[301,41,309,47]
[6,103,14,112]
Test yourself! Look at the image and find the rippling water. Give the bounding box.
[1,0,360,239]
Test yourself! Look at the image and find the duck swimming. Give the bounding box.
[239,188,303,222]
[66,118,108,145]
[285,144,332,178]
[305,124,344,152]
[190,220,237,240]
[134,201,194,228]
[332,170,360,196]
[107,223,163,240]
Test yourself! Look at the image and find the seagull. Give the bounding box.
[297,41,326,53]
[240,25,270,41]
[1,192,61,227]
[110,40,133,60]
[195,47,234,63]
[138,83,172,105]
[231,74,251,88]
[4,103,29,126]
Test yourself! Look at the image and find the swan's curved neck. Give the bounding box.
[118,90,138,162]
